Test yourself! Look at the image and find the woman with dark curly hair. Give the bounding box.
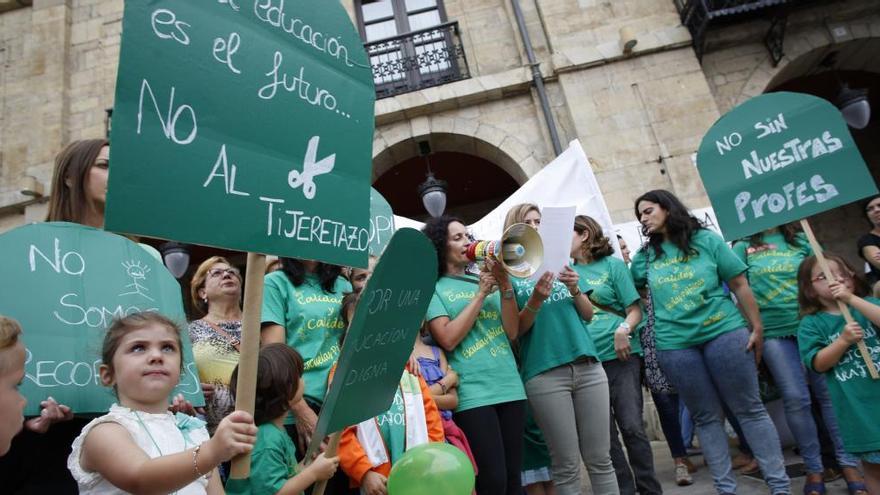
[423,215,526,495]
[261,258,351,459]
[630,189,789,495]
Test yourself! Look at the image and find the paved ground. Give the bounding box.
[579,442,853,494]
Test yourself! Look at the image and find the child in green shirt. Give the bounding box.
[226,344,339,495]
[796,253,880,495]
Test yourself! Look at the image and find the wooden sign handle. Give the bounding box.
[309,431,342,495]
[230,253,268,479]
[800,220,879,380]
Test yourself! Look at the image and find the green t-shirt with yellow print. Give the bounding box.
[426,275,526,412]
[732,232,812,339]
[261,271,351,407]
[574,256,643,362]
[630,229,747,351]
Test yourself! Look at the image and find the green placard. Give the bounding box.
[105,1,375,267]
[0,223,204,416]
[314,228,437,438]
[369,187,395,256]
[697,92,876,240]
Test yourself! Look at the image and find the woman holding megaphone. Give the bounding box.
[504,204,619,495]
[423,215,527,495]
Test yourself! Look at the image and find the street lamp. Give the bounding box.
[159,241,190,279]
[416,141,447,217]
[835,84,871,129]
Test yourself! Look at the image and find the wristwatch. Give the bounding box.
[502,288,514,300]
[618,322,631,333]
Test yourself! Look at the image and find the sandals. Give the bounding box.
[846,481,868,495]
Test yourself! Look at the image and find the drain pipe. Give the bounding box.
[511,0,563,156]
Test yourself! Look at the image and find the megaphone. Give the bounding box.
[466,223,544,278]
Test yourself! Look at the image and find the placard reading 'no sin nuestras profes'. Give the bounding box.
[105,1,376,267]
[696,92,877,241]
[0,223,204,416]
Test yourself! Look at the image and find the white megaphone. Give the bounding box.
[465,223,544,278]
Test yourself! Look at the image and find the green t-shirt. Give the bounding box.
[798,298,880,454]
[426,275,526,412]
[376,375,410,464]
[225,422,301,495]
[512,275,598,381]
[261,271,351,406]
[573,256,643,362]
[630,229,747,351]
[732,233,812,339]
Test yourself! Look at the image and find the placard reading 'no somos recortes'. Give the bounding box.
[696,92,876,240]
[0,223,203,416]
[106,1,376,267]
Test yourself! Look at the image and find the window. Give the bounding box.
[356,0,469,98]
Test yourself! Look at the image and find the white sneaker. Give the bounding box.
[675,463,694,486]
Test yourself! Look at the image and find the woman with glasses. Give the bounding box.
[188,256,243,434]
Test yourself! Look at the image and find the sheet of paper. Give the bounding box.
[531,205,577,281]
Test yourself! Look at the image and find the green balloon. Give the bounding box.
[387,443,475,495]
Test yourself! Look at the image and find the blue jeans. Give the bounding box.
[808,370,860,468]
[658,328,790,494]
[651,391,688,458]
[762,337,824,473]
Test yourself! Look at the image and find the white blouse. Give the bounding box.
[68,404,211,495]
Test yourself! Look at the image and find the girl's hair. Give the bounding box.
[633,189,703,260]
[742,222,804,249]
[280,258,342,293]
[102,312,184,375]
[503,203,540,231]
[0,316,23,373]
[340,291,361,332]
[230,343,304,426]
[797,253,869,316]
[190,256,242,315]
[574,215,614,260]
[422,215,465,278]
[46,139,109,224]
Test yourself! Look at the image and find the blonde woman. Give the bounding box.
[506,204,618,495]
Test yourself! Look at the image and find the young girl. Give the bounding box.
[67,312,258,494]
[797,254,880,494]
[226,343,339,495]
[410,326,479,474]
[0,316,26,457]
[337,292,445,495]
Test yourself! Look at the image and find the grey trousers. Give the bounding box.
[605,357,663,495]
[525,359,620,495]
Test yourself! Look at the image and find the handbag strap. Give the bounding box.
[200,318,241,352]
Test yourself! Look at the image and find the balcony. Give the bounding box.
[365,21,471,100]
[674,0,822,64]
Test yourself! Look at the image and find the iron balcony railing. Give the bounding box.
[674,0,794,63]
[365,21,471,100]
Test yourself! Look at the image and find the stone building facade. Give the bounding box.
[1,0,878,266]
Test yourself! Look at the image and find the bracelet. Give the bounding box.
[570,287,581,297]
[525,303,540,313]
[192,444,212,480]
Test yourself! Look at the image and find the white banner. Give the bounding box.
[394,139,720,258]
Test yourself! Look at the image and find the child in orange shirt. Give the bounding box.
[335,292,444,495]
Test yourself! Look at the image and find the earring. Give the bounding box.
[203,298,208,304]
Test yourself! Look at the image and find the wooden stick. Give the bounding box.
[800,219,879,380]
[230,252,268,478]
[309,431,342,495]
